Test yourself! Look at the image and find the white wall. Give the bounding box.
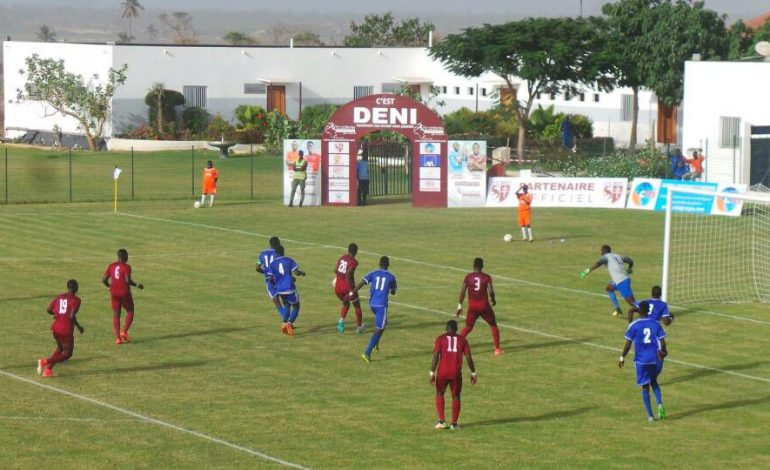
[3,42,113,137]
[682,60,770,184]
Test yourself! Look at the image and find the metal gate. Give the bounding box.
[363,138,413,197]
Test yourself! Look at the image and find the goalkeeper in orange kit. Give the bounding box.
[200,160,219,207]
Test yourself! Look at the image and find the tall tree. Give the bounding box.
[145,24,159,41]
[430,17,611,161]
[17,54,127,151]
[120,0,144,39]
[149,82,165,133]
[222,31,256,45]
[293,32,325,46]
[117,32,134,43]
[641,1,728,107]
[159,12,198,45]
[36,25,57,42]
[601,0,661,153]
[726,20,755,59]
[344,13,434,47]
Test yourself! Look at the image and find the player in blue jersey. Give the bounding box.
[580,245,636,317]
[266,245,305,336]
[257,236,283,317]
[350,256,397,362]
[628,286,672,325]
[619,301,668,421]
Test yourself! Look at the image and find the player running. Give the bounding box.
[619,301,668,421]
[257,236,285,318]
[102,248,144,344]
[37,280,84,377]
[580,245,636,317]
[200,160,219,207]
[351,256,397,362]
[515,184,533,242]
[267,245,306,335]
[628,286,672,325]
[456,257,503,356]
[334,243,365,334]
[430,320,477,430]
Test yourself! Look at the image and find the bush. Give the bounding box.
[443,107,501,137]
[263,110,292,151]
[234,105,268,129]
[206,115,236,141]
[542,113,594,140]
[144,89,184,131]
[182,107,211,135]
[124,124,158,140]
[548,147,668,179]
[297,104,340,138]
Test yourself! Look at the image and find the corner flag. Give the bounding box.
[113,166,122,213]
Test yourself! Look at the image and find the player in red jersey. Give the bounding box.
[102,248,144,344]
[430,319,477,430]
[334,243,365,334]
[456,257,503,355]
[37,279,84,377]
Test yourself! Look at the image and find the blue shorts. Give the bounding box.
[612,278,634,299]
[370,306,388,329]
[278,291,299,305]
[635,362,661,387]
[265,281,278,299]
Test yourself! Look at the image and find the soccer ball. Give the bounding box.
[503,234,513,242]
[193,201,201,208]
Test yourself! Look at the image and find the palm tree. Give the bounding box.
[121,0,144,39]
[150,82,165,133]
[145,24,159,41]
[36,25,57,42]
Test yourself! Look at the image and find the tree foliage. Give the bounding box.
[430,17,610,160]
[121,0,144,38]
[293,32,325,46]
[16,54,127,151]
[159,11,198,44]
[36,25,57,42]
[223,31,257,45]
[144,86,184,133]
[344,13,434,47]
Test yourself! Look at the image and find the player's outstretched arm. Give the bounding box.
[349,280,366,298]
[580,262,601,279]
[618,340,632,368]
[127,276,144,290]
[429,352,440,385]
[623,256,634,274]
[294,269,306,277]
[456,281,468,316]
[465,349,478,384]
[658,339,668,361]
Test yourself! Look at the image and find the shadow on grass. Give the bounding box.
[0,294,53,303]
[134,326,253,344]
[666,395,770,421]
[463,406,595,428]
[666,361,770,385]
[4,355,110,370]
[470,338,595,353]
[69,360,210,376]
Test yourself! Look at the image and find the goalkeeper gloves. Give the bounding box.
[579,268,590,279]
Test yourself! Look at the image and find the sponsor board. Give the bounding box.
[486,177,628,208]
[283,139,322,206]
[448,140,487,208]
[628,178,747,216]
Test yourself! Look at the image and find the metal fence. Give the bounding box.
[364,139,413,197]
[0,146,277,204]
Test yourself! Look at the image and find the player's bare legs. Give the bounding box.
[112,309,123,344]
[40,337,73,377]
[121,310,134,343]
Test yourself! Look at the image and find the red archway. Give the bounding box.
[322,94,448,208]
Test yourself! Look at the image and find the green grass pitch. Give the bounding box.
[1,147,768,468]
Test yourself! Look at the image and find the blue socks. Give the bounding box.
[608,291,621,310]
[651,382,663,405]
[289,304,300,323]
[276,304,287,321]
[642,388,654,418]
[365,331,382,356]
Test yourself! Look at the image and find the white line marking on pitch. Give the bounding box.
[0,415,136,423]
[0,370,311,469]
[388,300,770,385]
[118,212,770,326]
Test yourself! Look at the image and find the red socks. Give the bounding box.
[46,350,71,365]
[435,395,445,422]
[123,312,134,334]
[451,399,461,424]
[339,304,350,320]
[112,315,121,339]
[354,305,363,326]
[491,325,501,349]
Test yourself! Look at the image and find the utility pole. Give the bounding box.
[580,0,583,17]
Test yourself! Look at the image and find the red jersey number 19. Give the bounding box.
[58,299,68,315]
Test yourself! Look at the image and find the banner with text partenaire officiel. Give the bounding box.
[486,177,628,208]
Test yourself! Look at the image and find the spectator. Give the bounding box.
[670,149,688,180]
[684,150,705,181]
[357,152,369,206]
[289,150,307,207]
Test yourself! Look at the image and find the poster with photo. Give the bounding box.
[283,139,322,206]
[448,140,487,207]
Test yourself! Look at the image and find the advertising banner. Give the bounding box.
[486,177,628,208]
[418,142,442,193]
[283,139,322,206]
[627,179,747,216]
[448,140,488,208]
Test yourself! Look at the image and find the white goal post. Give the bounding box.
[662,188,770,304]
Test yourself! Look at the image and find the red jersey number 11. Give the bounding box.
[447,336,458,352]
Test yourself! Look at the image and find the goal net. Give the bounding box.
[663,188,770,304]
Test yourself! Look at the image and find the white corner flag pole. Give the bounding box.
[113,166,123,213]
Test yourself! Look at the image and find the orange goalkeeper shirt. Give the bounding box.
[203,167,219,194]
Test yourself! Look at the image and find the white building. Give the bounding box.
[3,41,661,147]
[682,60,770,186]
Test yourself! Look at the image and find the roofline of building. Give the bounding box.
[3,40,428,49]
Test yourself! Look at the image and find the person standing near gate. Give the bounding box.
[289,150,307,207]
[357,152,370,206]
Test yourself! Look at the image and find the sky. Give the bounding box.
[4,0,769,19]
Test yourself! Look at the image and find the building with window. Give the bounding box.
[3,41,660,147]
